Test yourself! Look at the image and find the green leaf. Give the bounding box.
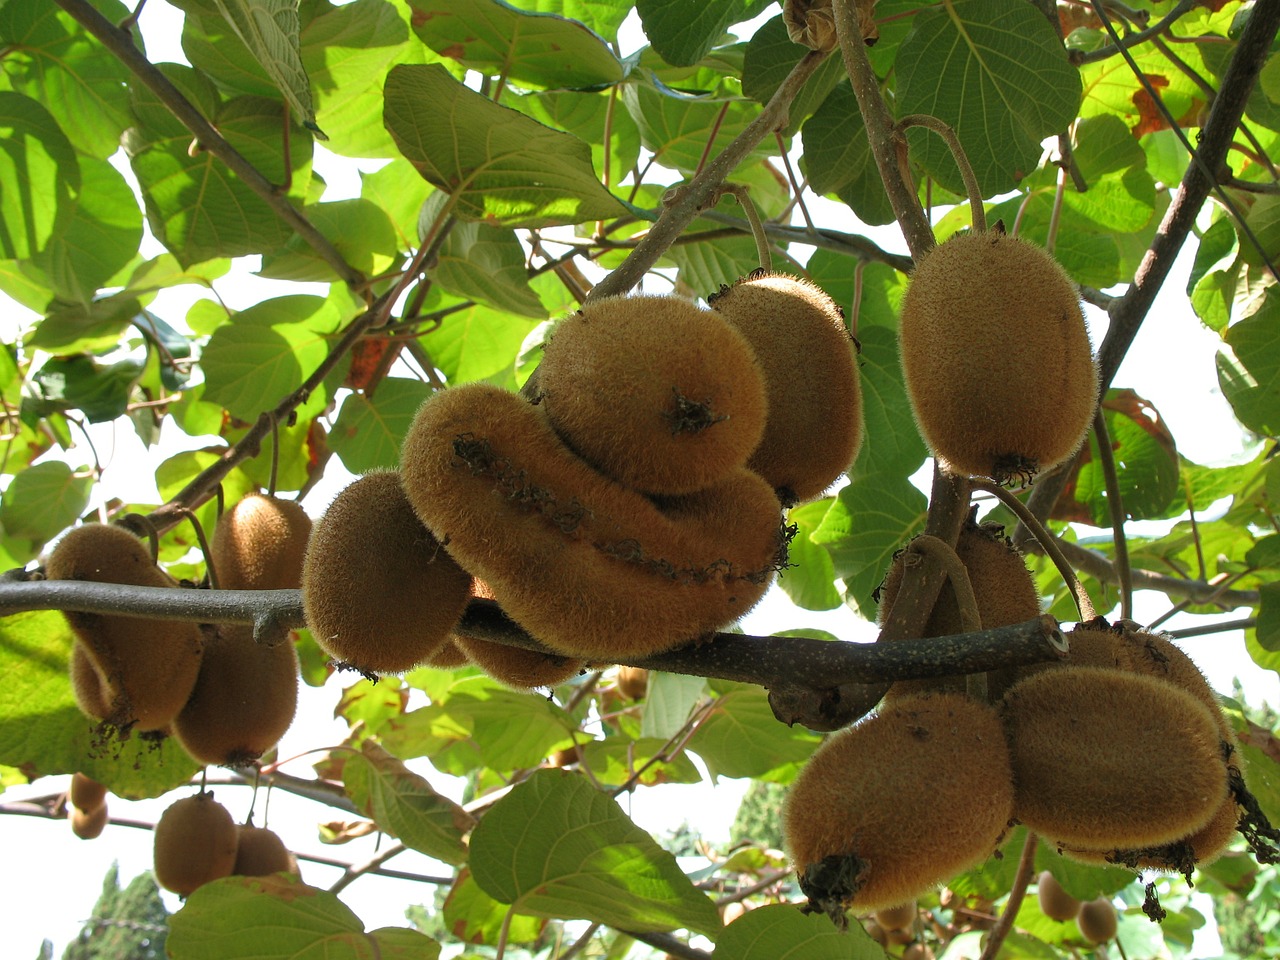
[384,63,626,227]
[408,0,623,88]
[779,499,841,611]
[800,83,895,227]
[1257,581,1280,653]
[1218,289,1280,436]
[1241,193,1280,269]
[505,0,631,44]
[0,461,91,543]
[330,378,433,473]
[259,197,399,281]
[581,736,703,787]
[664,229,762,294]
[0,91,79,260]
[504,87,641,194]
[814,472,928,617]
[635,0,771,68]
[201,307,332,421]
[849,325,928,479]
[740,15,846,134]
[622,73,763,178]
[210,0,325,136]
[30,356,144,424]
[469,768,722,936]
[361,158,433,248]
[0,610,199,799]
[714,903,886,959]
[167,874,441,959]
[442,869,547,945]
[686,686,821,780]
[896,0,1082,195]
[419,292,539,385]
[640,671,708,740]
[342,740,474,864]
[26,292,142,354]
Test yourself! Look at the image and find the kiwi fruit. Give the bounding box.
[902,945,935,960]
[399,383,784,660]
[784,693,1014,913]
[153,792,239,896]
[1075,897,1118,944]
[46,523,203,733]
[302,471,473,674]
[873,900,917,932]
[70,772,107,814]
[71,803,108,840]
[172,623,299,767]
[616,665,649,700]
[708,271,862,503]
[423,640,470,669]
[1035,870,1080,922]
[211,493,312,591]
[452,633,584,689]
[535,294,768,495]
[1000,666,1227,849]
[898,230,1098,484]
[232,824,298,877]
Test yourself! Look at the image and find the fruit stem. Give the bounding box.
[177,507,217,590]
[896,114,986,233]
[1091,408,1134,620]
[722,183,773,272]
[978,831,1038,960]
[971,480,1097,622]
[909,535,982,634]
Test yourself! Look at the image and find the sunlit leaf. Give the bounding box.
[0,92,78,260]
[686,685,821,781]
[330,378,433,474]
[714,903,885,959]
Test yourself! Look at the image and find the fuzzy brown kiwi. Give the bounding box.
[153,792,239,896]
[616,665,649,700]
[71,803,108,840]
[1063,789,1242,873]
[708,271,862,503]
[70,772,107,814]
[232,824,298,877]
[1035,870,1081,922]
[873,900,917,932]
[172,623,298,767]
[878,519,1041,701]
[898,231,1098,484]
[399,383,784,660]
[784,693,1014,914]
[303,471,473,674]
[424,640,470,669]
[1000,666,1227,849]
[535,295,768,495]
[453,634,584,690]
[211,493,312,591]
[1075,897,1118,944]
[46,524,203,733]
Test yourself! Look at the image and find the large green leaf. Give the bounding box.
[418,292,539,385]
[778,499,842,611]
[167,874,441,959]
[686,685,821,781]
[342,740,474,864]
[896,0,1082,196]
[848,325,928,479]
[713,903,886,959]
[0,92,79,260]
[0,461,91,545]
[469,768,722,936]
[505,0,631,44]
[635,0,771,68]
[407,0,623,88]
[258,197,400,281]
[1218,289,1280,436]
[30,356,144,425]
[330,378,433,473]
[622,73,762,177]
[740,15,847,134]
[504,87,642,193]
[384,63,625,227]
[442,869,547,945]
[800,83,895,227]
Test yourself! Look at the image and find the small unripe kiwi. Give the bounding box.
[211,493,312,591]
[1075,897,1118,944]
[1035,870,1080,922]
[902,945,935,960]
[862,920,888,946]
[452,634,584,689]
[46,524,203,733]
[784,693,1014,913]
[153,792,239,896]
[232,824,298,877]
[708,271,862,503]
[173,623,298,767]
[1001,666,1227,849]
[71,803,108,840]
[303,471,473,674]
[898,231,1098,484]
[536,295,768,495]
[874,900,917,932]
[70,772,107,814]
[400,384,784,660]
[616,665,649,700]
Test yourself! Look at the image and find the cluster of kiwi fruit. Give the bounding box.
[152,790,298,897]
[303,273,863,678]
[45,492,308,767]
[1036,871,1119,945]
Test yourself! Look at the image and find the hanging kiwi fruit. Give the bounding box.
[707,271,862,504]
[302,470,473,674]
[211,492,312,591]
[898,229,1098,485]
[399,383,786,661]
[45,523,204,734]
[153,792,240,896]
[232,824,299,877]
[535,294,769,496]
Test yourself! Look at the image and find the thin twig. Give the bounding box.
[1045,539,1260,607]
[1075,0,1197,65]
[896,114,986,232]
[978,831,1038,960]
[328,841,407,895]
[1090,410,1132,620]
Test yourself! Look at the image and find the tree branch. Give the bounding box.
[52,0,365,290]
[1043,539,1261,608]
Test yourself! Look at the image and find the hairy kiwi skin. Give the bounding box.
[46,524,203,733]
[784,693,1014,913]
[233,825,298,877]
[1001,666,1227,849]
[898,231,1098,484]
[70,772,107,814]
[708,271,862,503]
[153,793,239,896]
[1035,870,1080,922]
[303,471,473,674]
[211,493,311,591]
[453,634,584,689]
[71,803,109,840]
[1076,898,1118,944]
[400,384,784,660]
[173,623,298,767]
[536,295,768,495]
[69,644,113,723]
